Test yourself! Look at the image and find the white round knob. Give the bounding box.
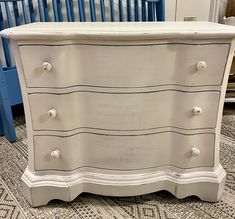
[42,62,52,71]
[192,106,203,116]
[197,61,207,71]
[50,149,60,159]
[48,109,57,118]
[191,147,200,156]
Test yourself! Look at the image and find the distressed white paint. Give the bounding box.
[28,91,220,131]
[1,22,235,207]
[33,132,215,171]
[19,43,229,88]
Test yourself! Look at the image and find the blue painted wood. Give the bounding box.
[0,4,11,67]
[0,61,16,142]
[56,0,63,21]
[42,0,50,22]
[156,0,165,21]
[147,1,155,21]
[65,0,74,21]
[81,0,86,20]
[1,38,11,67]
[127,0,132,21]
[29,0,164,23]
[21,0,29,24]
[5,67,22,106]
[28,0,35,22]
[37,0,45,21]
[52,0,59,22]
[0,0,22,2]
[78,0,86,22]
[65,0,72,21]
[70,0,75,21]
[134,0,140,21]
[118,0,124,21]
[89,0,96,22]
[12,1,21,25]
[141,0,147,21]
[109,0,115,21]
[0,0,24,142]
[4,2,13,27]
[100,0,106,22]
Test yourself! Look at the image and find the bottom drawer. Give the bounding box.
[34,132,215,171]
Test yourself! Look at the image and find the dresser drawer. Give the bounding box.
[19,43,229,88]
[29,90,220,131]
[34,132,214,171]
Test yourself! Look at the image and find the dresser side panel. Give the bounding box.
[214,39,235,166]
[10,41,35,171]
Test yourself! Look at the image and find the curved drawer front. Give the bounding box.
[29,91,220,131]
[20,43,229,88]
[34,132,214,171]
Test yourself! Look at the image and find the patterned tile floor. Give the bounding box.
[0,105,235,219]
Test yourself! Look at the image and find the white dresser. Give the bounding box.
[2,22,235,207]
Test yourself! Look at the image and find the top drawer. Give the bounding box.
[19,43,229,88]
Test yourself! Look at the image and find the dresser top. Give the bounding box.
[2,22,235,41]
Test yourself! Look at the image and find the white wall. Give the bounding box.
[165,0,177,21]
[165,0,220,22]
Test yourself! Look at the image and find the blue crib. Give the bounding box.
[0,0,165,142]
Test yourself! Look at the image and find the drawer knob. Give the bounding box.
[197,61,207,71]
[191,147,200,156]
[42,62,52,71]
[48,109,57,118]
[50,149,60,159]
[192,106,203,116]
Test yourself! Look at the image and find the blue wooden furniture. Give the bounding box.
[0,0,165,142]
[0,0,28,142]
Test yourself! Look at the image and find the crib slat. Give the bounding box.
[70,0,75,21]
[4,2,13,27]
[37,0,45,21]
[52,0,59,22]
[134,0,139,21]
[51,0,58,22]
[100,0,106,22]
[0,4,11,67]
[81,0,86,19]
[156,0,165,21]
[42,0,50,22]
[89,0,96,22]
[109,0,115,21]
[118,0,124,21]
[28,0,35,22]
[56,0,63,21]
[12,1,20,25]
[21,0,29,24]
[147,1,155,21]
[65,0,72,21]
[127,0,132,21]
[0,4,5,29]
[141,0,147,21]
[78,0,86,22]
[65,0,75,21]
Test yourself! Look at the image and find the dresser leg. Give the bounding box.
[173,176,226,202]
[21,180,77,207]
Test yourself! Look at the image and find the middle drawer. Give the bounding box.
[29,90,220,131]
